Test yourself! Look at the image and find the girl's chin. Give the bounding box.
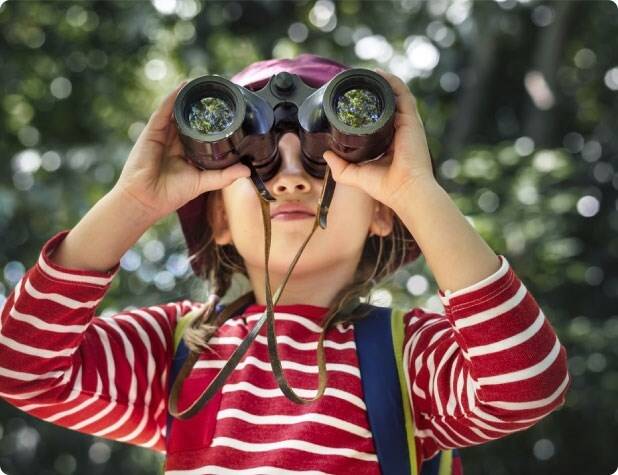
[254,250,325,268]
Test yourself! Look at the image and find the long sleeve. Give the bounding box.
[0,230,198,454]
[402,254,571,460]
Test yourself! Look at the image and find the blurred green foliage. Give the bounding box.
[1,0,617,474]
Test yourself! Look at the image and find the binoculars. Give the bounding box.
[173,68,396,228]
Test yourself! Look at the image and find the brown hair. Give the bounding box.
[181,188,422,355]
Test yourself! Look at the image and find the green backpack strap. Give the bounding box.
[160,307,201,471]
[391,307,420,474]
[173,308,201,352]
[391,307,455,475]
[439,450,453,475]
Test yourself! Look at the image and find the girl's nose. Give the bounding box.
[269,132,313,196]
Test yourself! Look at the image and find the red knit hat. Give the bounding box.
[175,53,423,278]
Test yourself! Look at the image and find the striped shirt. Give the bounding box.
[0,230,571,474]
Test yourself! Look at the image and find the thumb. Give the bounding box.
[323,151,361,187]
[198,162,251,193]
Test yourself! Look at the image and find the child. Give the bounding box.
[0,54,571,474]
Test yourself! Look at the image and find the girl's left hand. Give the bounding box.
[322,68,437,210]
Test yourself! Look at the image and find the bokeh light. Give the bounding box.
[0,1,616,474]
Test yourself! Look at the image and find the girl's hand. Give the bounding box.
[112,81,251,222]
[322,68,437,211]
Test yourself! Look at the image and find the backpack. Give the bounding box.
[165,303,461,475]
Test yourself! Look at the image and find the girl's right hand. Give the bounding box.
[112,81,251,223]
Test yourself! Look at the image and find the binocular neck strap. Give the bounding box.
[169,165,363,420]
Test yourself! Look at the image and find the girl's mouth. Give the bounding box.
[271,212,314,221]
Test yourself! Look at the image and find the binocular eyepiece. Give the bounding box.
[173,68,396,200]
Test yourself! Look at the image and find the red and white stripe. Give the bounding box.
[0,230,570,474]
[403,255,571,462]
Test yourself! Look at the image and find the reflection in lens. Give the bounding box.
[188,96,234,134]
[335,89,381,128]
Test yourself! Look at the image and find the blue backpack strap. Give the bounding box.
[356,306,459,475]
[354,305,414,475]
[391,307,458,475]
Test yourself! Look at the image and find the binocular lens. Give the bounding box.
[335,88,381,128]
[188,96,234,134]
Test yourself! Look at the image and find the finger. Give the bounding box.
[394,110,418,130]
[392,111,432,167]
[375,69,427,143]
[374,68,418,119]
[144,80,189,140]
[322,150,362,186]
[164,112,176,145]
[167,121,185,157]
[158,115,179,169]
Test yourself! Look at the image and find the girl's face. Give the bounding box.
[207,132,394,279]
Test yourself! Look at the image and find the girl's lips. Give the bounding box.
[271,212,314,221]
[271,203,316,219]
